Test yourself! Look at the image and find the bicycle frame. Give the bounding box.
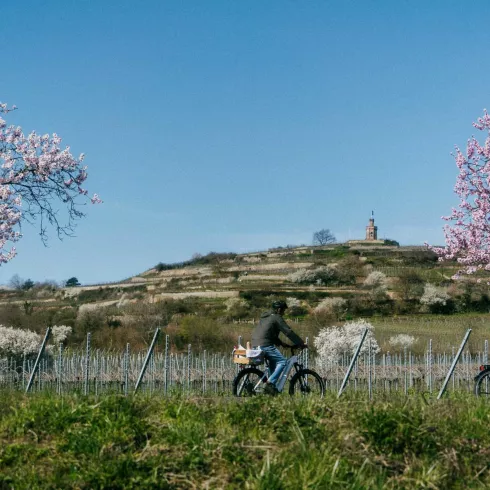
[276,355,299,392]
[251,354,302,393]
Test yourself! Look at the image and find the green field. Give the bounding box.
[1,392,490,489]
[371,314,490,354]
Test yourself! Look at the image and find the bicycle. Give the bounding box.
[232,346,324,397]
[474,364,490,397]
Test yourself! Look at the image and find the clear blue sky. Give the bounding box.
[1,0,489,285]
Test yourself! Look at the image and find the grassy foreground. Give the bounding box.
[1,392,490,489]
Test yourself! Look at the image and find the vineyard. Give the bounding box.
[1,327,488,400]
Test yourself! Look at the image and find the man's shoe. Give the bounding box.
[264,383,278,396]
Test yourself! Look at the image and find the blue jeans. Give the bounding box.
[259,345,286,386]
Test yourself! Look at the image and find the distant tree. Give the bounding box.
[35,279,59,290]
[388,334,417,350]
[420,283,451,313]
[314,297,348,321]
[312,229,336,246]
[363,271,388,301]
[335,255,363,285]
[155,262,167,272]
[21,279,34,290]
[288,266,338,286]
[51,325,72,344]
[397,270,425,301]
[286,297,306,317]
[9,274,23,290]
[65,277,80,287]
[383,239,400,246]
[363,271,388,291]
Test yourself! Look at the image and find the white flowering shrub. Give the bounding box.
[419,283,452,313]
[288,266,337,285]
[224,297,248,311]
[313,319,380,366]
[0,324,72,362]
[286,297,301,308]
[0,325,43,357]
[316,266,338,285]
[51,325,72,344]
[362,271,389,303]
[420,283,450,306]
[286,297,307,317]
[388,334,417,350]
[363,271,387,291]
[314,297,347,318]
[224,297,250,319]
[288,268,317,284]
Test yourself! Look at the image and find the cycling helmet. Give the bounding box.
[271,300,288,310]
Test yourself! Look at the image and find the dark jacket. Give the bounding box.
[251,311,304,348]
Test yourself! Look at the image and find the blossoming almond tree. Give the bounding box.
[313,319,380,366]
[431,110,490,279]
[314,297,347,319]
[0,102,101,264]
[388,334,417,350]
[0,325,43,357]
[0,324,71,360]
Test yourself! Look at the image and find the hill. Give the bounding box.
[0,242,452,304]
[0,242,484,350]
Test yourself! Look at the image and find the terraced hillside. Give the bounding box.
[0,243,480,352]
[124,244,453,297]
[122,244,457,301]
[0,243,459,309]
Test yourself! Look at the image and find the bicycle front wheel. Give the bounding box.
[233,367,266,397]
[289,369,325,397]
[475,370,490,398]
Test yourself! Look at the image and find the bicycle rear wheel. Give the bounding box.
[233,367,266,397]
[289,369,324,397]
[475,371,490,398]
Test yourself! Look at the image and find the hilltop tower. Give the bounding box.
[365,212,378,241]
[345,212,386,246]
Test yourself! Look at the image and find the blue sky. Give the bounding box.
[1,1,489,285]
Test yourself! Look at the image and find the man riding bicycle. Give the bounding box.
[251,300,307,395]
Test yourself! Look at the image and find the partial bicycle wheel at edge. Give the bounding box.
[289,369,325,397]
[475,371,490,398]
[233,367,266,397]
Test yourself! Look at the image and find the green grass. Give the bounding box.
[371,313,490,354]
[1,392,490,488]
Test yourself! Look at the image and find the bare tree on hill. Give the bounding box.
[312,229,336,246]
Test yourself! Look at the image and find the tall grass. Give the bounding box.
[1,392,490,488]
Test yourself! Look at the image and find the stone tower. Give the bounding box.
[365,213,378,241]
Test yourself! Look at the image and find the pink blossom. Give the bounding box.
[0,100,101,263]
[429,110,490,277]
[91,193,103,204]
